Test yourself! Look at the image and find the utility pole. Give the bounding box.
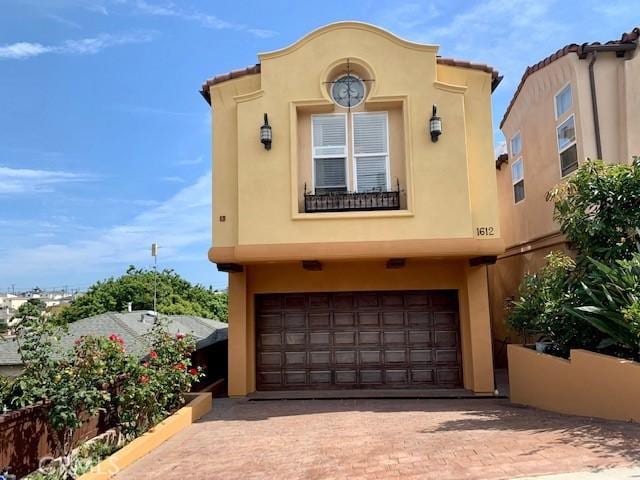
[151,243,158,316]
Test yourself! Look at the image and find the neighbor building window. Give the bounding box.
[557,114,578,176]
[511,158,525,203]
[555,84,572,119]
[352,112,389,192]
[312,114,348,193]
[510,132,522,158]
[311,111,390,193]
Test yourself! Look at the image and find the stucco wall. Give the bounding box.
[227,259,495,396]
[508,344,640,422]
[208,22,502,262]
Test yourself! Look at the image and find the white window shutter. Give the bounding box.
[312,115,347,157]
[312,115,347,191]
[353,113,389,192]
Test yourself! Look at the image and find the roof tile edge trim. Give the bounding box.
[199,58,501,104]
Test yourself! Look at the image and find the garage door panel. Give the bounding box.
[408,330,431,345]
[385,369,409,384]
[360,350,382,364]
[310,332,330,345]
[358,312,379,326]
[309,313,331,328]
[259,333,282,347]
[384,350,407,363]
[410,349,433,363]
[284,295,307,310]
[334,332,356,345]
[309,351,331,366]
[256,290,462,390]
[335,370,357,384]
[285,313,306,329]
[285,333,306,346]
[361,370,383,384]
[285,351,306,367]
[335,351,357,364]
[382,312,404,326]
[359,331,380,345]
[383,331,406,345]
[334,312,356,327]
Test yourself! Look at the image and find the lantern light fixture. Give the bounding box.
[260,113,272,150]
[429,104,442,142]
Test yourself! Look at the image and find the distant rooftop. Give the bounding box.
[0,311,227,367]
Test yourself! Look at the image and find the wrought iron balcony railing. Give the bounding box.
[303,183,401,213]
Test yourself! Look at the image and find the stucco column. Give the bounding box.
[227,269,249,396]
[464,264,495,394]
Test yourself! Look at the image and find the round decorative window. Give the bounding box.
[331,74,366,108]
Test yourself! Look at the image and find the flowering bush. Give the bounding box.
[1,318,204,478]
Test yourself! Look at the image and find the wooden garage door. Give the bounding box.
[256,290,462,390]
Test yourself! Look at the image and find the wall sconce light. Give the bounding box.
[429,104,442,142]
[260,113,272,150]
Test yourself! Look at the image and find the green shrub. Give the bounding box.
[566,254,640,359]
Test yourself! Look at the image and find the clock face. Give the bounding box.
[331,74,365,108]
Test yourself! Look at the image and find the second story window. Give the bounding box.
[511,158,525,203]
[312,114,348,193]
[353,112,389,192]
[557,114,577,177]
[311,111,390,194]
[555,84,572,119]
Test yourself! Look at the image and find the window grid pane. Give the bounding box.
[555,85,572,118]
[356,156,387,192]
[557,116,576,151]
[511,134,522,157]
[353,113,388,155]
[511,159,524,184]
[514,180,525,203]
[314,157,346,190]
[560,144,578,177]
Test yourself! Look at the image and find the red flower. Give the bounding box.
[109,334,124,345]
[142,361,149,368]
[176,333,185,340]
[188,368,198,376]
[74,338,82,346]
[139,375,149,384]
[149,351,158,360]
[174,363,185,371]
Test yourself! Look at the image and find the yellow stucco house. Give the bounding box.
[200,22,504,396]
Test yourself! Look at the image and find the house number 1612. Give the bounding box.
[476,226,495,236]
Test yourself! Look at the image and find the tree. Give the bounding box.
[547,157,640,264]
[55,266,228,324]
[15,298,46,320]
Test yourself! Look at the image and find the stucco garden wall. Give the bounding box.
[508,344,640,422]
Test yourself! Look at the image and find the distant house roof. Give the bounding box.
[500,27,639,129]
[0,311,228,366]
[199,57,502,104]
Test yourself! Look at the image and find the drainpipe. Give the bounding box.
[587,51,603,160]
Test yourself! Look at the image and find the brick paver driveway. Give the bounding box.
[116,398,640,479]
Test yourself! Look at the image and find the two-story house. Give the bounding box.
[201,22,504,396]
[490,27,639,363]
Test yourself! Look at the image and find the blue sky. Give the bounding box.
[0,0,638,293]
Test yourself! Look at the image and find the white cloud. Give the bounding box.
[176,156,204,166]
[0,32,154,60]
[0,42,50,59]
[161,176,187,183]
[0,172,212,275]
[131,0,277,37]
[0,166,94,193]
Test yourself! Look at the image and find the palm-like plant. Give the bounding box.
[566,254,640,358]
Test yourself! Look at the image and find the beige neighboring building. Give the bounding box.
[490,27,640,365]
